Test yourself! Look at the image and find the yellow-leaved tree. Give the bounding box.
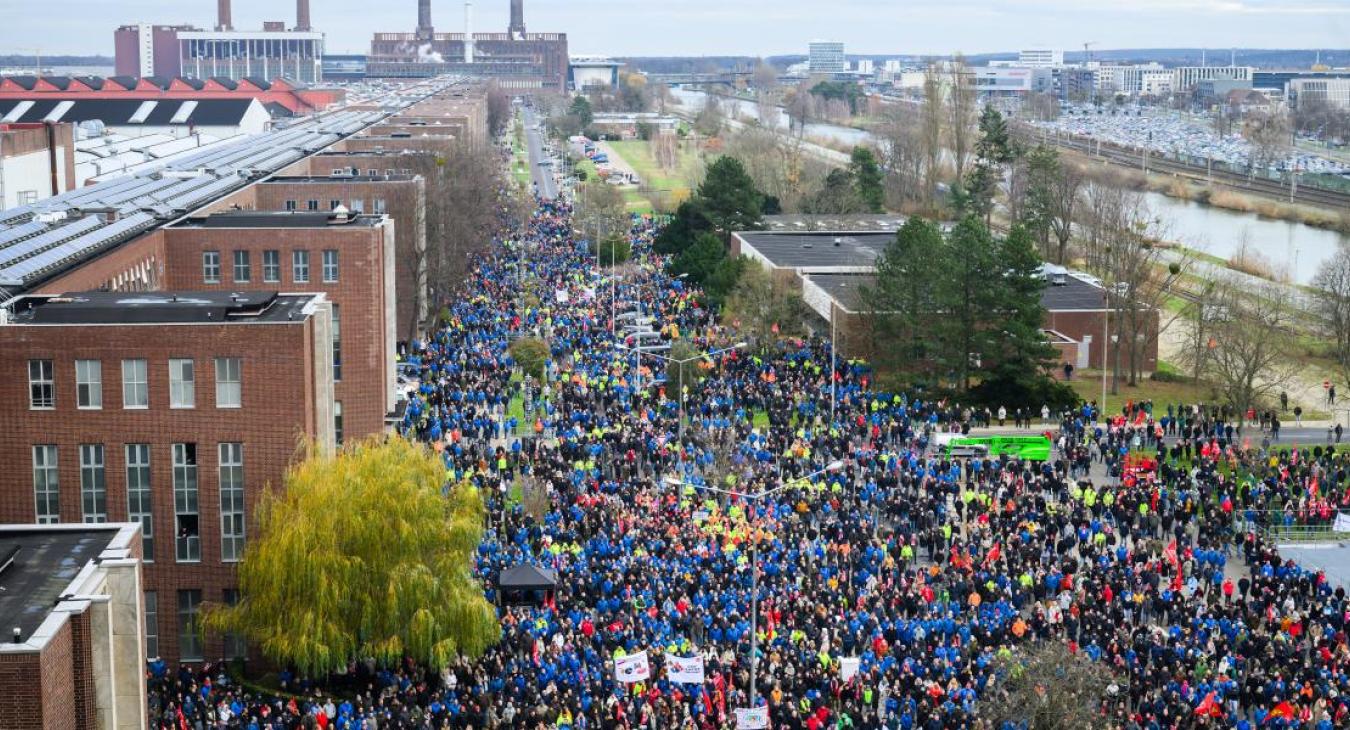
[203,437,499,676]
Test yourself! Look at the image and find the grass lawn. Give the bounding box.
[605,140,702,195]
[752,409,770,429]
[1066,369,1219,413]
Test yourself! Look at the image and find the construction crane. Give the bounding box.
[1083,42,1096,65]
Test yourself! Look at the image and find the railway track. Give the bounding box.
[1043,132,1350,209]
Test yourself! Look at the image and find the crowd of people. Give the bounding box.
[148,187,1350,729]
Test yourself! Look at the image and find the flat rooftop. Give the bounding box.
[738,231,892,269]
[764,214,908,233]
[172,210,383,228]
[0,527,120,644]
[8,290,319,325]
[261,174,417,183]
[807,272,1107,314]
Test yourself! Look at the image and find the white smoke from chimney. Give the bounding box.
[464,0,475,63]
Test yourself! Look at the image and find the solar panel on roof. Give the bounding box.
[0,220,50,251]
[0,213,154,284]
[0,215,103,269]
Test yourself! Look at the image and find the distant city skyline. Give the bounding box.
[2,0,1348,59]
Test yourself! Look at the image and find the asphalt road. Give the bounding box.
[521,107,558,200]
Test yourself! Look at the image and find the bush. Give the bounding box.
[509,337,550,380]
[970,373,1079,413]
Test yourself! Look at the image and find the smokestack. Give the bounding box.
[464,0,474,63]
[509,0,525,37]
[417,0,434,38]
[296,0,312,31]
[217,0,233,31]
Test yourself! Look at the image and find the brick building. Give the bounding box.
[731,230,1158,372]
[0,291,334,664]
[252,175,428,342]
[0,523,146,729]
[161,210,396,442]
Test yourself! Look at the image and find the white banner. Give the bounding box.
[664,653,705,684]
[1335,512,1350,533]
[556,289,570,304]
[735,707,770,730]
[615,650,650,683]
[839,656,861,682]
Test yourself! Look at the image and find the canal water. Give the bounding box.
[671,88,1348,284]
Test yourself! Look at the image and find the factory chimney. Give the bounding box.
[464,0,474,63]
[216,0,234,31]
[417,0,434,40]
[509,0,525,38]
[296,0,312,31]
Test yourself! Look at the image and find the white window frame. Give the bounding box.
[126,443,153,562]
[75,359,102,409]
[169,359,195,409]
[215,357,242,409]
[262,249,281,283]
[202,250,221,284]
[122,358,148,409]
[322,249,339,283]
[29,358,54,409]
[33,445,59,524]
[232,249,251,283]
[79,444,107,523]
[219,443,245,562]
[292,250,310,283]
[173,443,200,563]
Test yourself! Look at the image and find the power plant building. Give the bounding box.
[367,0,568,92]
[114,0,325,84]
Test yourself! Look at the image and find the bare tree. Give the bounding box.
[920,62,945,208]
[1047,160,1085,265]
[876,107,927,209]
[1205,278,1298,415]
[1313,246,1350,388]
[1173,273,1224,385]
[946,54,977,181]
[982,642,1119,730]
[752,61,779,126]
[722,260,809,350]
[1242,110,1292,174]
[485,81,512,137]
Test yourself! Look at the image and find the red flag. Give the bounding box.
[771,322,780,334]
[1194,691,1221,717]
[983,544,1001,566]
[1271,701,1296,719]
[1164,540,1179,568]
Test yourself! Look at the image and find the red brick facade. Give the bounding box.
[161,216,395,440]
[0,315,329,664]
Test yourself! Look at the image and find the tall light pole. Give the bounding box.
[664,460,845,707]
[829,311,837,426]
[620,341,747,459]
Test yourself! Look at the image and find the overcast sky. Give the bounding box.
[5,0,1349,58]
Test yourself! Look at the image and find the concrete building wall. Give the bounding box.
[0,123,76,208]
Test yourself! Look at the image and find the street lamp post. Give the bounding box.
[620,342,747,453]
[664,460,845,708]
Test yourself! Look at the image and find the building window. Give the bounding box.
[350,199,365,213]
[233,250,251,283]
[177,590,203,661]
[18,190,38,205]
[373,198,386,214]
[263,250,280,282]
[215,357,242,408]
[219,443,244,562]
[306,200,319,211]
[332,304,342,382]
[79,444,107,523]
[122,359,148,409]
[126,444,153,562]
[334,401,344,445]
[33,445,59,524]
[322,250,339,283]
[202,251,221,284]
[29,358,54,409]
[76,359,102,409]
[366,168,378,176]
[329,199,341,210]
[284,200,297,211]
[173,443,200,563]
[144,591,159,659]
[222,589,246,659]
[293,250,310,283]
[169,359,195,408]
